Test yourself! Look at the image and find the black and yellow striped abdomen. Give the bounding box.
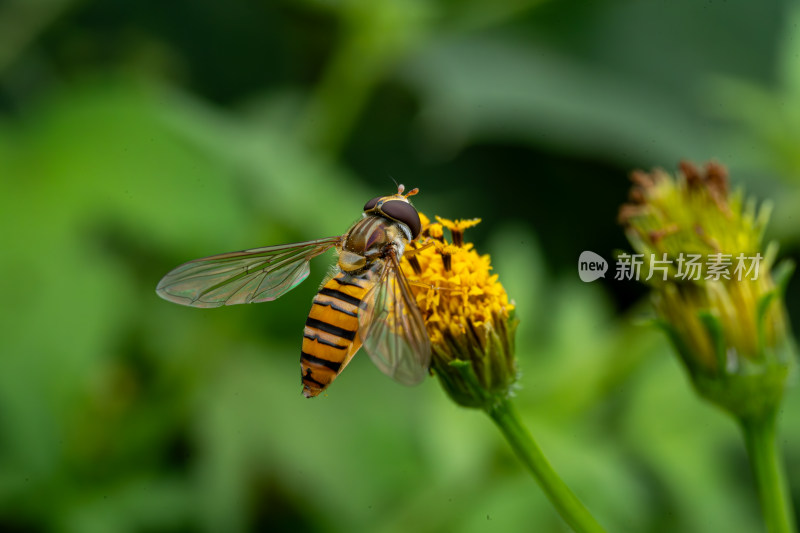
[301,271,374,397]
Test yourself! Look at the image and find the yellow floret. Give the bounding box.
[402,214,514,345]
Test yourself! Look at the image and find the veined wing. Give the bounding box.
[156,236,342,308]
[358,252,431,385]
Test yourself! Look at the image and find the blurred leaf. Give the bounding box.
[622,354,764,533]
[401,35,717,164]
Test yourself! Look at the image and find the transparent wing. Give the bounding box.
[156,236,342,308]
[358,252,431,385]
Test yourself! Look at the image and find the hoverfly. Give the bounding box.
[156,185,431,397]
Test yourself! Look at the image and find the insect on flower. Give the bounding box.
[156,185,432,398]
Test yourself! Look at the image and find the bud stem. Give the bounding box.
[486,397,607,533]
[740,412,797,533]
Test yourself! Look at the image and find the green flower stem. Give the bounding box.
[486,397,607,533]
[740,412,797,533]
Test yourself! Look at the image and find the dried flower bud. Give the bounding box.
[620,162,795,420]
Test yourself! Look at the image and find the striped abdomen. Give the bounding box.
[301,270,374,397]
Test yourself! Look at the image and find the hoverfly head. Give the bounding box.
[362,185,422,239]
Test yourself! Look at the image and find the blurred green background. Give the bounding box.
[2,0,800,531]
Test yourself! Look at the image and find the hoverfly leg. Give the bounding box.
[403,241,434,256]
[407,279,431,289]
[407,279,461,294]
[402,241,434,277]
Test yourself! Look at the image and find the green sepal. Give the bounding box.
[431,313,519,409]
[772,259,795,295]
[698,310,728,376]
[756,290,777,353]
[693,355,790,422]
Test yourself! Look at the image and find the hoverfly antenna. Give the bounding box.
[397,183,405,195]
[404,187,419,198]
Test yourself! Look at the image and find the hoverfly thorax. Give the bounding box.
[341,217,405,271]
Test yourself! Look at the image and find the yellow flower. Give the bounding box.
[402,214,518,408]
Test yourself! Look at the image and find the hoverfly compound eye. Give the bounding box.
[381,200,422,239]
[363,196,382,212]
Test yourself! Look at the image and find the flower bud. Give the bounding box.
[619,161,795,420]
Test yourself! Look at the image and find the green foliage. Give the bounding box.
[0,0,799,532]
